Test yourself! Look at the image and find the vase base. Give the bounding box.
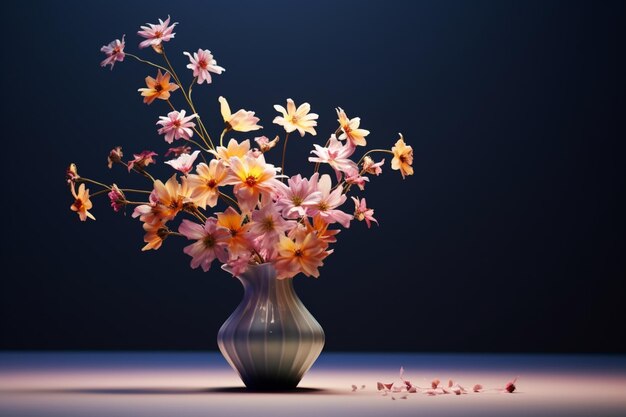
[242,379,300,391]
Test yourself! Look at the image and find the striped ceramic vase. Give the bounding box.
[217,263,325,390]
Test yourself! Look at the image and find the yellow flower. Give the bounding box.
[273,98,318,137]
[218,96,262,132]
[70,183,95,221]
[391,133,414,179]
[209,138,251,162]
[138,70,180,105]
[336,107,369,147]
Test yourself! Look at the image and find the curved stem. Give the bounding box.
[356,149,394,167]
[219,192,239,208]
[126,53,171,74]
[162,48,215,150]
[219,128,229,148]
[281,132,291,181]
[79,178,111,190]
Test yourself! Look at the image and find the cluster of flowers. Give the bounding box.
[68,15,414,279]
[350,368,518,400]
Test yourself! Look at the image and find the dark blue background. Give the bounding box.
[1,0,624,352]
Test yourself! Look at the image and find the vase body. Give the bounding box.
[217,263,325,390]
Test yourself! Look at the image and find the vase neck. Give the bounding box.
[236,263,295,304]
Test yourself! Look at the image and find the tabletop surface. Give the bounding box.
[1,352,625,417]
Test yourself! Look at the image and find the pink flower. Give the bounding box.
[309,174,352,227]
[254,135,279,153]
[156,110,197,144]
[308,135,357,181]
[165,145,191,157]
[183,49,225,84]
[137,15,177,49]
[179,218,230,272]
[248,203,293,257]
[108,184,126,212]
[362,156,384,176]
[107,146,123,169]
[100,35,125,70]
[226,253,253,276]
[345,167,369,191]
[275,174,322,218]
[127,150,157,172]
[164,150,200,175]
[352,197,378,228]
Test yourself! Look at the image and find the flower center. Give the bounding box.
[199,59,208,69]
[318,201,329,211]
[291,196,303,206]
[207,179,217,188]
[294,249,303,257]
[173,120,181,127]
[203,235,216,248]
[154,84,164,92]
[74,199,83,210]
[289,115,299,124]
[263,217,274,230]
[245,175,257,186]
[154,30,163,39]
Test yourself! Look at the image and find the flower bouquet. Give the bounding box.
[67,15,414,389]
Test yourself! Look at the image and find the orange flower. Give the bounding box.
[142,221,169,251]
[188,159,228,209]
[216,207,251,256]
[275,231,329,279]
[133,175,191,224]
[391,133,414,179]
[70,183,95,221]
[304,215,340,245]
[138,70,179,105]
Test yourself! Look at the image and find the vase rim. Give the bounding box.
[221,262,277,276]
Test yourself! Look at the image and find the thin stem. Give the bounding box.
[167,231,185,238]
[162,48,215,150]
[126,53,171,74]
[252,248,265,264]
[125,201,149,205]
[219,192,239,208]
[219,128,229,148]
[120,161,156,183]
[120,188,152,194]
[89,189,110,198]
[356,149,394,167]
[281,132,291,181]
[79,178,111,189]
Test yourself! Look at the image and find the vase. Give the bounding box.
[217,263,325,390]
